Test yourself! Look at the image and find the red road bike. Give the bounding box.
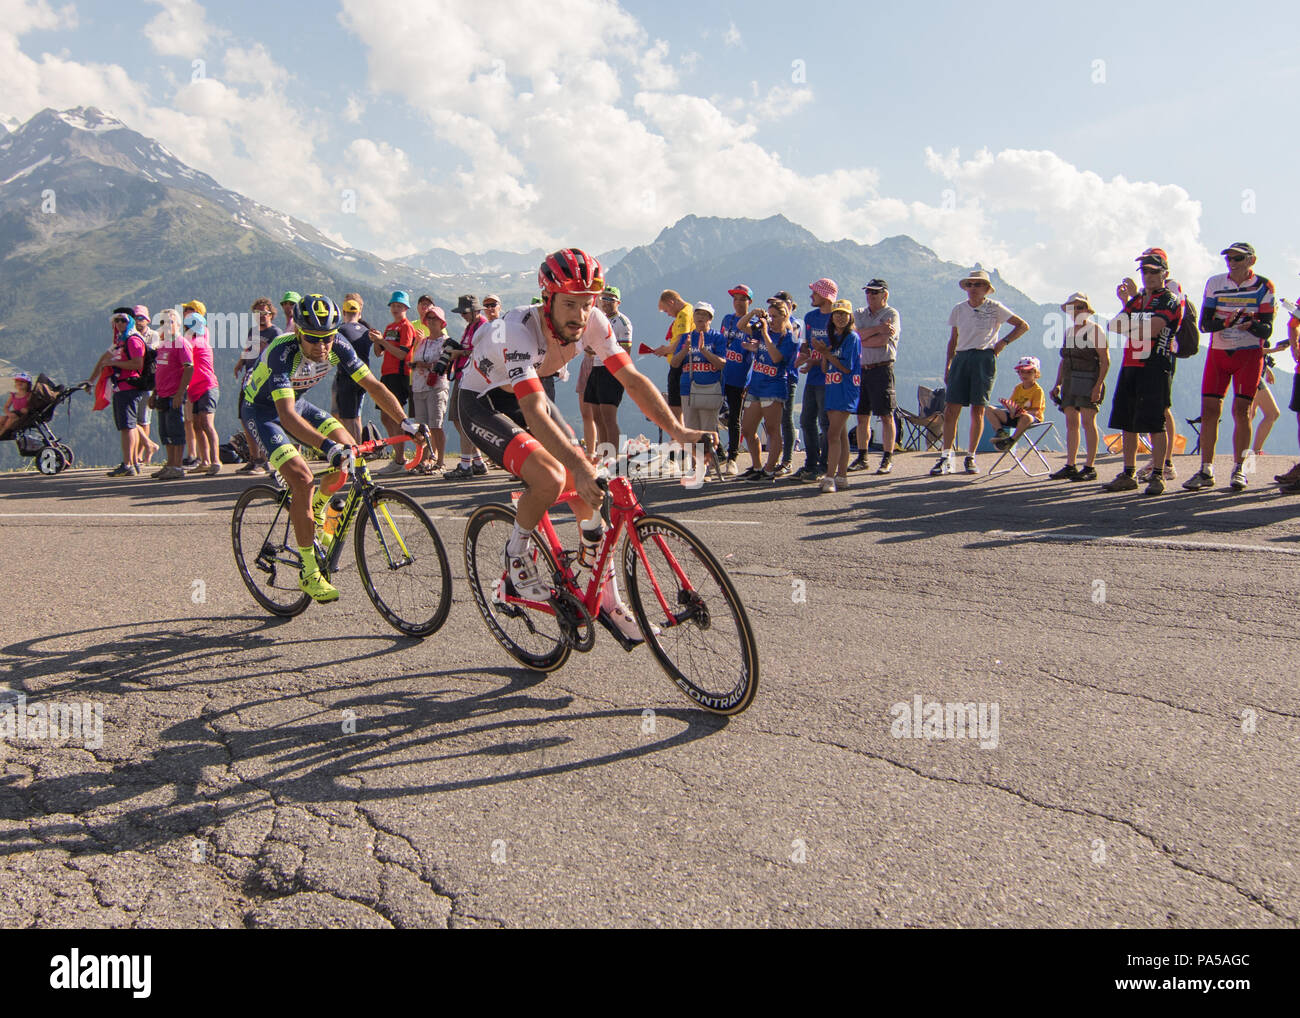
[463,463,758,715]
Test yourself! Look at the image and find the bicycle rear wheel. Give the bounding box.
[622,514,758,714]
[463,504,571,672]
[232,484,311,617]
[354,488,452,638]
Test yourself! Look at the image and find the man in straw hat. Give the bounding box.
[930,268,1029,475]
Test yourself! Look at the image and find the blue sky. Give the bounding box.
[3,0,1298,320]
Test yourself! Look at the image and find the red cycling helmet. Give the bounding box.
[538,248,605,297]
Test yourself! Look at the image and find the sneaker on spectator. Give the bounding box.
[107,463,135,477]
[774,463,792,477]
[150,465,169,478]
[835,474,849,490]
[793,466,818,483]
[1050,464,1079,480]
[874,454,893,475]
[742,468,768,483]
[1274,461,1300,484]
[992,434,1014,452]
[236,461,259,474]
[1102,471,1139,492]
[444,462,473,480]
[1182,468,1215,491]
[1143,474,1166,496]
[472,460,488,475]
[930,454,954,476]
[206,462,221,476]
[847,452,869,472]
[1072,465,1098,482]
[1229,465,1248,491]
[723,459,739,477]
[377,458,408,476]
[964,455,978,475]
[1136,463,1155,482]
[157,466,187,480]
[819,475,836,493]
[181,456,199,468]
[1162,462,1178,481]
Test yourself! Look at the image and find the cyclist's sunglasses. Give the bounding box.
[299,329,337,345]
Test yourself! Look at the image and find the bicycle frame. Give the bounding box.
[279,434,429,575]
[506,475,696,632]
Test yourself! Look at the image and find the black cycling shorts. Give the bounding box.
[456,386,575,477]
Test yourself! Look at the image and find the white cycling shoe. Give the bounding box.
[502,543,552,602]
[598,588,660,644]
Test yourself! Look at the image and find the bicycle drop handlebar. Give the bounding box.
[322,433,429,494]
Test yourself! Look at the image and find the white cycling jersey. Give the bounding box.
[461,304,630,397]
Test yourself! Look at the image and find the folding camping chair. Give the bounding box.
[898,385,945,452]
[988,420,1062,477]
[1186,417,1201,456]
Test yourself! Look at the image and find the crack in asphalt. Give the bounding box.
[749,724,1295,925]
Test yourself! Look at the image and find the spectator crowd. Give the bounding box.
[73,240,1300,496]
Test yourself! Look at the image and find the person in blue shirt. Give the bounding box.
[817,299,862,492]
[796,282,835,481]
[719,285,755,475]
[738,295,799,482]
[673,302,728,480]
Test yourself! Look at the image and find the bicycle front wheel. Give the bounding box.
[354,488,452,638]
[232,483,311,617]
[463,503,571,672]
[622,514,759,714]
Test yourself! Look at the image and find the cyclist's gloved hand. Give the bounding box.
[323,441,354,473]
[400,417,427,436]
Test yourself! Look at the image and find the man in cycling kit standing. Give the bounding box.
[458,249,711,642]
[241,294,427,604]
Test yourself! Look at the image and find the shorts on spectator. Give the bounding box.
[745,394,783,410]
[333,377,366,420]
[112,389,145,431]
[1202,345,1264,402]
[158,395,186,446]
[1290,372,1300,415]
[1060,368,1103,410]
[191,387,218,415]
[1108,364,1172,435]
[860,362,897,415]
[584,365,626,406]
[411,387,450,430]
[381,372,412,410]
[946,349,997,407]
[683,384,723,432]
[667,366,683,408]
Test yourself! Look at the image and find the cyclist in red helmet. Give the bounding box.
[457,247,712,643]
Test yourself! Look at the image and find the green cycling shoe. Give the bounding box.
[299,569,340,604]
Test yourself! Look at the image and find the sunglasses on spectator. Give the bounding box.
[482,301,500,308]
[1225,254,1247,263]
[255,309,274,316]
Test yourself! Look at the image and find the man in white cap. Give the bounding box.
[1184,242,1276,492]
[931,269,1029,475]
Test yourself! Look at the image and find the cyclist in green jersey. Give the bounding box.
[241,293,426,603]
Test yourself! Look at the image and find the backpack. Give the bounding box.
[127,345,158,390]
[1175,297,1200,358]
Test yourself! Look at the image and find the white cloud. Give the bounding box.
[751,85,813,122]
[896,147,1219,305]
[723,21,742,48]
[144,0,224,58]
[342,95,365,124]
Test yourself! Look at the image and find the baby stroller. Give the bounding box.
[4,374,90,474]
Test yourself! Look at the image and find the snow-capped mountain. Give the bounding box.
[0,107,438,286]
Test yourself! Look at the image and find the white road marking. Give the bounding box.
[988,529,1300,556]
[0,512,214,518]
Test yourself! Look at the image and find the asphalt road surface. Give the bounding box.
[2,447,1298,928]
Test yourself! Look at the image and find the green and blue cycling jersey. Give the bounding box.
[240,332,373,471]
[242,332,371,408]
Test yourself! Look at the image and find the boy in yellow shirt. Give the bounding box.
[987,356,1046,451]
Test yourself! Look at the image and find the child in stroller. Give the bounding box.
[2,373,90,474]
[0,373,33,439]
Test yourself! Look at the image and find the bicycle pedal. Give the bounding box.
[595,610,643,653]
